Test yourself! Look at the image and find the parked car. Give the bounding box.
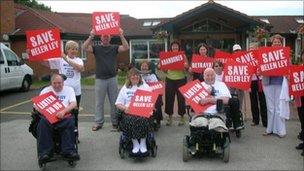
[0,43,33,91]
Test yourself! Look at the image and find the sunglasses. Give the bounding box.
[214,65,222,67]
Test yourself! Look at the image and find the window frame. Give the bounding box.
[129,39,168,63]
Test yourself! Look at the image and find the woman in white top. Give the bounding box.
[42,41,84,141]
[212,60,224,82]
[115,68,151,154]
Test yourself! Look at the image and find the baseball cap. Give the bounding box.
[233,44,241,51]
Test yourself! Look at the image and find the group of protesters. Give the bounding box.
[32,25,303,162]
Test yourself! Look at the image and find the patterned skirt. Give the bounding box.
[121,114,150,139]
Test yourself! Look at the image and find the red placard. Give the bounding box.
[232,50,258,67]
[214,49,231,64]
[256,46,290,76]
[159,51,185,70]
[26,28,61,61]
[289,65,304,97]
[128,89,158,118]
[146,81,165,95]
[92,12,120,35]
[179,80,213,114]
[31,91,70,124]
[191,55,214,73]
[223,60,255,90]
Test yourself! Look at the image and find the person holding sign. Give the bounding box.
[294,50,304,155]
[230,44,245,113]
[140,60,163,128]
[200,68,244,131]
[82,27,129,131]
[162,41,189,126]
[199,68,231,114]
[35,74,79,163]
[115,68,152,154]
[189,43,210,81]
[262,34,288,138]
[248,42,267,127]
[40,40,84,142]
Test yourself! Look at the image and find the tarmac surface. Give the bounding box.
[0,87,303,170]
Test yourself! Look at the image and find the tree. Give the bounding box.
[14,0,51,11]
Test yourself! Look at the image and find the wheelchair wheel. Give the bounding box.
[68,160,76,167]
[119,143,127,159]
[151,144,158,157]
[38,162,46,171]
[222,137,230,163]
[183,135,191,162]
[235,130,241,138]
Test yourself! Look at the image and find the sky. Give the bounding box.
[37,0,303,19]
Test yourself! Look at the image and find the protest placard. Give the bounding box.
[191,55,214,73]
[92,12,120,35]
[146,81,165,95]
[214,49,231,64]
[289,65,304,97]
[179,80,212,114]
[256,46,290,76]
[159,51,185,70]
[31,91,70,124]
[26,28,61,61]
[128,89,158,118]
[232,50,258,67]
[223,60,255,90]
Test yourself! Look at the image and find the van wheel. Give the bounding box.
[21,76,31,92]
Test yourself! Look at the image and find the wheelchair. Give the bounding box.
[29,109,79,169]
[151,95,163,132]
[225,94,245,138]
[183,100,230,163]
[116,110,158,159]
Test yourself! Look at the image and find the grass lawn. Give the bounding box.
[32,71,127,89]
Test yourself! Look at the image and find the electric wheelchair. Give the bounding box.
[116,110,158,159]
[182,100,230,163]
[29,108,79,169]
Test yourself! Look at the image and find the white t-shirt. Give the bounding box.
[141,73,158,83]
[40,86,76,107]
[202,80,231,114]
[115,83,151,107]
[48,57,83,96]
[215,73,223,82]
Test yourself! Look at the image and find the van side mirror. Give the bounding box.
[18,58,25,65]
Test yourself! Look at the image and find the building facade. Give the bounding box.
[1,0,303,80]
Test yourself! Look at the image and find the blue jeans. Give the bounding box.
[37,117,76,158]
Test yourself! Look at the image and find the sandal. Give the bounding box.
[92,124,102,131]
[262,132,271,136]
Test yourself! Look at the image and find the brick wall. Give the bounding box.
[0,0,15,41]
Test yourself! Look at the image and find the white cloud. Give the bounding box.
[38,0,303,18]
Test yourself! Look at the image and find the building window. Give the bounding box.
[61,40,86,60]
[143,21,152,26]
[152,21,161,26]
[130,39,167,63]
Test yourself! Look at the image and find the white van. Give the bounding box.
[0,43,33,91]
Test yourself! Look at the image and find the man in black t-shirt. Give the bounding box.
[82,28,129,131]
